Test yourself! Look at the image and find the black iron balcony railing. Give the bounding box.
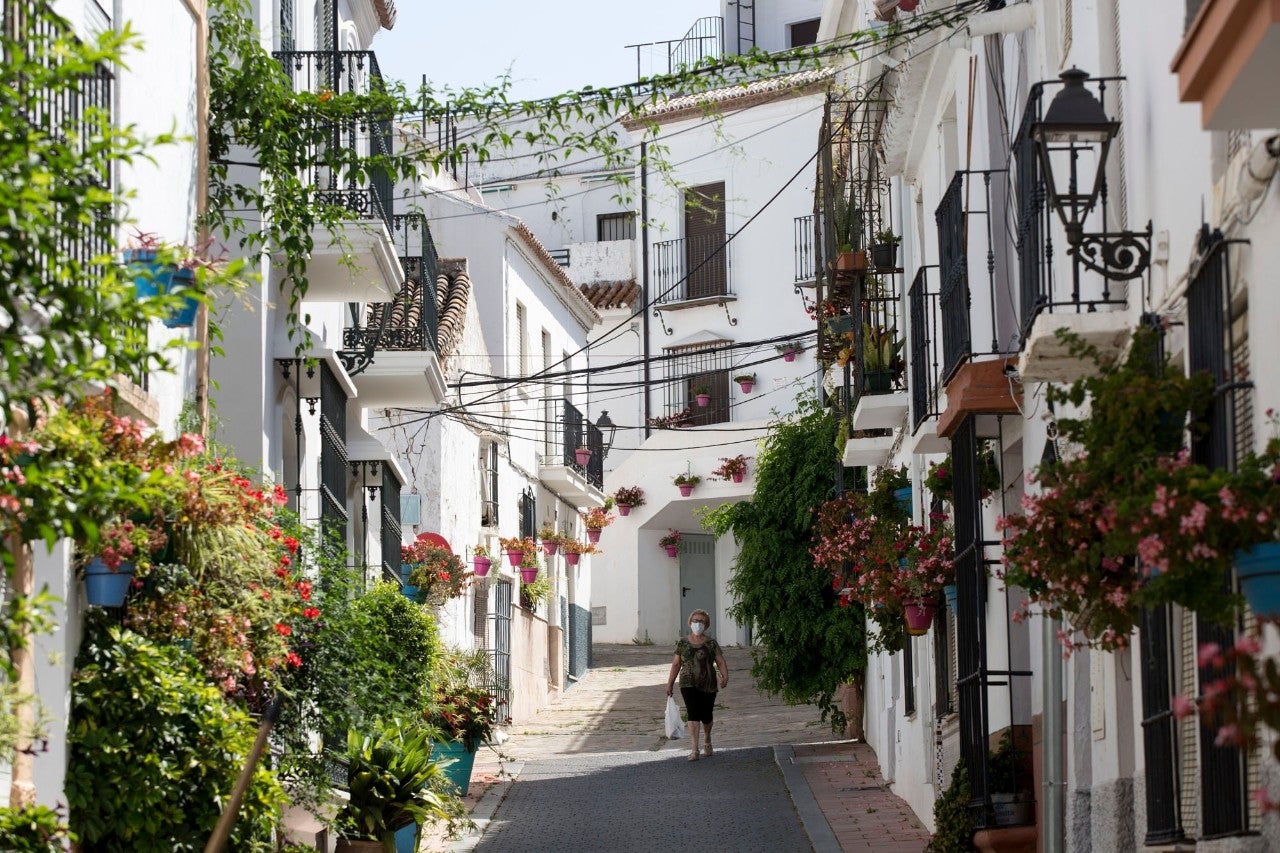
[794,215,816,283]
[1012,80,1127,339]
[934,170,1015,382]
[844,269,904,403]
[550,400,604,490]
[653,232,735,304]
[380,462,402,583]
[274,49,394,233]
[341,214,441,371]
[319,361,350,544]
[909,266,942,432]
[625,16,723,79]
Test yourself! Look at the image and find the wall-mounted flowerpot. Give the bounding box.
[542,540,558,557]
[731,472,745,483]
[664,545,679,558]
[519,567,538,584]
[124,248,172,297]
[865,369,895,393]
[677,484,693,497]
[401,584,419,601]
[586,528,601,544]
[695,394,710,407]
[565,552,581,566]
[574,447,592,467]
[505,549,523,567]
[904,601,937,636]
[943,584,958,612]
[393,822,421,853]
[617,503,632,516]
[473,556,492,577]
[432,739,478,796]
[782,349,798,363]
[871,242,899,271]
[893,486,912,515]
[84,558,134,607]
[1234,542,1280,618]
[162,268,200,328]
[738,380,754,393]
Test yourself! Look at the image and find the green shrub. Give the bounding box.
[66,626,284,850]
[0,804,75,851]
[927,761,975,852]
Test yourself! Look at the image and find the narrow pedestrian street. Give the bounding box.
[437,645,931,852]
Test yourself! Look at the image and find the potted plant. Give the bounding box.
[537,523,560,556]
[927,761,975,852]
[425,651,505,797]
[925,443,1002,504]
[659,529,682,558]
[735,373,756,394]
[335,721,447,853]
[986,732,1033,826]
[122,230,211,330]
[561,538,590,566]
[895,517,954,636]
[870,228,900,271]
[692,384,711,407]
[401,538,468,607]
[498,535,536,568]
[581,506,614,544]
[517,552,540,585]
[673,473,701,497]
[612,485,645,516]
[574,446,592,467]
[776,342,803,363]
[83,518,168,607]
[471,544,492,578]
[519,571,551,609]
[862,324,904,393]
[711,454,750,484]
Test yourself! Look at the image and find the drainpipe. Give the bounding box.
[1043,615,1065,853]
[946,1,1036,49]
[640,140,652,439]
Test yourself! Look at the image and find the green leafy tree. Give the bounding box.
[700,395,866,732]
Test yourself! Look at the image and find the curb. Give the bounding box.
[774,744,842,853]
[446,759,525,852]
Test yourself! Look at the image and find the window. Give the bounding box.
[279,0,295,51]
[788,18,820,47]
[515,302,528,376]
[481,442,499,527]
[662,342,733,427]
[684,182,728,300]
[518,488,536,540]
[597,212,636,241]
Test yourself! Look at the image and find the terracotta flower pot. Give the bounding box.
[617,503,632,516]
[664,545,679,558]
[473,556,492,577]
[565,552,581,566]
[586,527,601,544]
[677,484,693,497]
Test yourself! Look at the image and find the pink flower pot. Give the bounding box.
[732,472,744,483]
[663,545,679,558]
[738,381,753,393]
[506,549,522,567]
[519,567,538,584]
[904,601,937,636]
[677,484,693,497]
[696,394,710,407]
[575,448,592,466]
[899,0,919,10]
[617,503,632,516]
[542,540,558,557]
[473,556,492,577]
[783,350,797,363]
[565,552,581,566]
[586,528,601,544]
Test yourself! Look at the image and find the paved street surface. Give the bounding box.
[429,644,930,853]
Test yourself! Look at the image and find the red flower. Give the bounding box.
[295,580,312,601]
[303,607,320,619]
[284,536,300,554]
[286,652,302,667]
[273,623,292,636]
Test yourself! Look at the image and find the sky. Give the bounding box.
[374,1,720,102]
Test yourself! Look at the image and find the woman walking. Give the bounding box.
[665,609,728,761]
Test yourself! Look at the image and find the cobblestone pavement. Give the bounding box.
[428,644,930,853]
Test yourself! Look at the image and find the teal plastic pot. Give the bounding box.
[433,740,477,795]
[943,584,958,611]
[393,822,419,853]
[893,486,912,515]
[84,558,134,607]
[1235,542,1280,619]
[162,268,199,328]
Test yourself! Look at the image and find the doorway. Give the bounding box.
[677,534,715,636]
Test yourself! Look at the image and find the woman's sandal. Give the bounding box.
[703,742,713,757]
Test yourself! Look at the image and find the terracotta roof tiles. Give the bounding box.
[580,280,640,310]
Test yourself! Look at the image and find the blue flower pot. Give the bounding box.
[893,487,912,515]
[1235,542,1280,619]
[124,249,173,298]
[161,268,199,328]
[84,558,134,607]
[401,584,419,601]
[393,821,419,853]
[943,584,958,611]
[432,739,477,796]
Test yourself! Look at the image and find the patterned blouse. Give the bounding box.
[675,637,722,692]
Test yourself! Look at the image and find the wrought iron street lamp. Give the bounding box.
[1031,68,1150,281]
[595,410,617,458]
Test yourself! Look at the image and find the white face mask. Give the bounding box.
[690,622,706,635]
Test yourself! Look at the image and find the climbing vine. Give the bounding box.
[700,395,866,732]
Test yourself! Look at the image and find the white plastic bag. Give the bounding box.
[664,695,687,740]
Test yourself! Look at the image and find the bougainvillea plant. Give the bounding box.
[401,539,469,606]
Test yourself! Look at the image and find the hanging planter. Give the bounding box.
[616,503,632,516]
[1234,543,1280,619]
[123,249,201,328]
[574,447,592,467]
[677,484,693,497]
[541,539,559,557]
[519,566,538,584]
[904,600,937,636]
[674,474,701,497]
[735,375,755,394]
[586,527,601,544]
[659,529,681,558]
[693,386,711,408]
[664,545,679,558]
[564,551,581,566]
[401,584,419,602]
[893,486,913,515]
[781,348,798,363]
[473,556,492,577]
[162,268,200,329]
[83,558,134,608]
[505,549,523,567]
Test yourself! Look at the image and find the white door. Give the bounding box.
[677,534,715,637]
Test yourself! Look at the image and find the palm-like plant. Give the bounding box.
[338,721,448,848]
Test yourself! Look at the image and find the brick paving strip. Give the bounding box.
[414,645,930,852]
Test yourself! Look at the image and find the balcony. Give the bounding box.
[844,270,908,431]
[538,399,606,508]
[339,214,448,407]
[1010,83,1132,382]
[625,16,724,78]
[652,232,736,307]
[274,48,401,302]
[907,266,949,453]
[1172,0,1280,129]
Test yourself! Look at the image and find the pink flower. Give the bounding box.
[1197,643,1221,668]
[1170,694,1196,720]
[1214,724,1241,747]
[178,433,205,456]
[1234,635,1262,656]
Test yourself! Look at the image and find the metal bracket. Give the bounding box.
[653,306,673,336]
[1069,221,1153,282]
[718,299,739,327]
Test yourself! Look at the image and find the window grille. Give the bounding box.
[319,361,349,545]
[661,342,733,426]
[481,443,499,527]
[597,212,636,242]
[380,465,401,579]
[518,488,536,540]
